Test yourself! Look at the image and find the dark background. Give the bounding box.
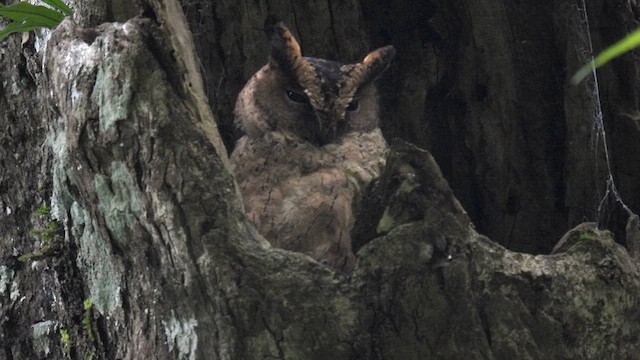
[181,0,640,253]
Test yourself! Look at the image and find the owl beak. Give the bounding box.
[315,111,337,145]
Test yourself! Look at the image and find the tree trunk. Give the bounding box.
[1,0,640,359]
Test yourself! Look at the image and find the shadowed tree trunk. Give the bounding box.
[1,0,640,359]
[184,0,640,253]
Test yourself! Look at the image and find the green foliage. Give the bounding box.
[42,0,72,15]
[60,327,72,358]
[30,220,59,245]
[31,205,59,244]
[572,28,640,84]
[0,0,72,42]
[19,205,62,262]
[35,206,50,216]
[58,300,97,360]
[578,232,596,242]
[82,298,96,342]
[83,298,93,311]
[17,245,59,262]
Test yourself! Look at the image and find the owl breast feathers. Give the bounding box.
[230,22,395,271]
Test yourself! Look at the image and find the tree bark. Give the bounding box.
[2,0,640,359]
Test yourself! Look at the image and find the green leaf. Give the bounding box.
[572,28,640,84]
[36,206,51,216]
[41,0,72,17]
[0,2,64,27]
[0,20,42,42]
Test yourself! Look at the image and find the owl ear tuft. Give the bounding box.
[358,45,396,86]
[268,22,323,108]
[337,45,395,113]
[269,22,303,71]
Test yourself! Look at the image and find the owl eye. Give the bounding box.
[346,99,359,112]
[285,89,310,104]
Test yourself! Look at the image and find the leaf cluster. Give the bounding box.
[0,0,72,42]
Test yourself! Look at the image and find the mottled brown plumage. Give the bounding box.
[230,23,394,271]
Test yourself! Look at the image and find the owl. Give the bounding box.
[230,22,395,271]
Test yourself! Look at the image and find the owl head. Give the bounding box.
[235,22,395,146]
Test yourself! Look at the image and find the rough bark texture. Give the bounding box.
[1,0,640,359]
